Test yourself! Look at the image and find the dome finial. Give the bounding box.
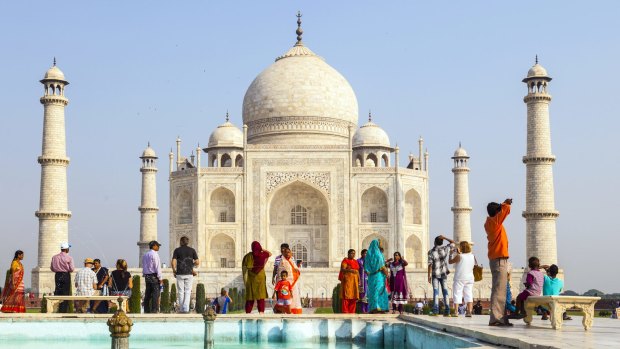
[368,110,372,122]
[535,55,538,65]
[147,141,151,147]
[295,11,304,46]
[53,57,56,66]
[225,110,229,122]
[459,141,461,148]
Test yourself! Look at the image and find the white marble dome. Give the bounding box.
[208,120,243,148]
[352,120,390,148]
[527,63,548,78]
[43,65,66,81]
[141,145,157,158]
[453,146,468,158]
[242,43,358,144]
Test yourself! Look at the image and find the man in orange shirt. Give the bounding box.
[484,198,512,326]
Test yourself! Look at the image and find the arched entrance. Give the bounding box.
[269,181,329,267]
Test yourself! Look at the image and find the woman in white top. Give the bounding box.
[449,241,475,317]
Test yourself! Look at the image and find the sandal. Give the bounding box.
[489,321,513,327]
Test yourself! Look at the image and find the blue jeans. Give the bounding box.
[432,275,449,314]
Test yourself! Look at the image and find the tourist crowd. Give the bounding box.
[1,197,570,326]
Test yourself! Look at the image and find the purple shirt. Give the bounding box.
[525,269,544,296]
[50,252,75,273]
[142,249,162,279]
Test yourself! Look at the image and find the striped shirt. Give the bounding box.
[142,249,162,279]
[50,252,75,273]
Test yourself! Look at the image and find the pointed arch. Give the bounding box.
[235,154,244,167]
[209,187,235,222]
[405,189,422,225]
[269,181,329,267]
[365,153,378,167]
[406,234,424,269]
[177,190,193,224]
[220,153,232,167]
[361,187,388,223]
[381,153,389,167]
[361,234,387,259]
[209,234,235,268]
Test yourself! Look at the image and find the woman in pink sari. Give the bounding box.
[1,250,26,313]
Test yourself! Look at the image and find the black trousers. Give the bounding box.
[54,272,71,313]
[143,274,160,313]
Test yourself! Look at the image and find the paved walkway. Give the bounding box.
[401,313,619,349]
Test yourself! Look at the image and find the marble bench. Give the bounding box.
[524,295,600,330]
[45,295,128,313]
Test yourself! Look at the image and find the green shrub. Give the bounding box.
[160,279,171,313]
[170,283,177,311]
[40,294,47,313]
[129,275,141,313]
[599,310,611,317]
[403,303,415,313]
[331,284,342,314]
[195,283,206,313]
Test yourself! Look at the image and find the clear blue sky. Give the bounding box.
[0,1,618,293]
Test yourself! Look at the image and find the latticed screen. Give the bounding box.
[290,205,307,225]
[370,212,377,222]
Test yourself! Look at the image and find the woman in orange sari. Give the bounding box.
[1,250,25,313]
[339,249,360,313]
[276,248,302,314]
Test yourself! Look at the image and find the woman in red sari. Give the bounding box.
[339,249,360,313]
[1,250,25,313]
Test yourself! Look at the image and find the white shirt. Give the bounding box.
[453,253,475,282]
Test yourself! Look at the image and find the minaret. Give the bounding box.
[32,59,71,295]
[522,57,559,265]
[451,143,472,244]
[137,143,159,267]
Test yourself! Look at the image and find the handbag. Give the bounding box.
[473,256,483,282]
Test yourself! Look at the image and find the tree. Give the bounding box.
[40,293,47,313]
[160,279,171,313]
[170,283,177,312]
[583,289,605,297]
[195,283,206,313]
[561,290,579,296]
[129,275,141,313]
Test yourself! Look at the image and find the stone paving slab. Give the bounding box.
[400,313,619,349]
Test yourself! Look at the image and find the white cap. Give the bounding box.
[60,242,71,249]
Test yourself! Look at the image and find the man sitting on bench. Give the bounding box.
[74,258,98,313]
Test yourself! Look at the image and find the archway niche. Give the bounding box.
[177,190,193,224]
[209,234,235,268]
[209,187,235,222]
[269,181,329,267]
[220,153,232,167]
[405,189,422,224]
[361,187,388,223]
[361,234,388,259]
[405,234,424,269]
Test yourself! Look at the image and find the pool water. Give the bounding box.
[0,317,484,349]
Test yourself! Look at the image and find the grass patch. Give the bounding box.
[26,308,41,313]
[314,307,334,314]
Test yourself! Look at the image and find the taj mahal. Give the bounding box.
[31,15,559,299]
